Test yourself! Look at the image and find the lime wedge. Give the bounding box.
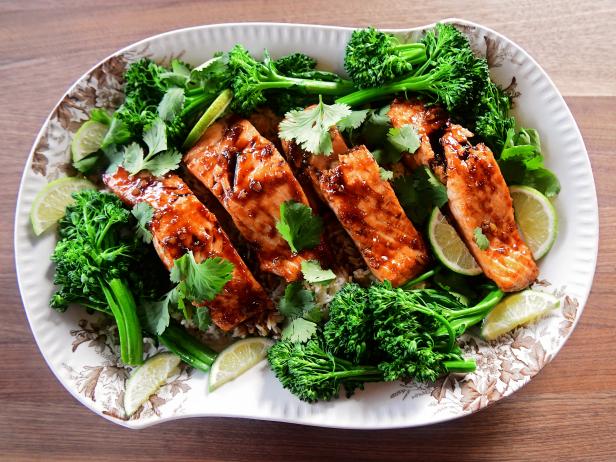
[510,185,558,260]
[182,89,233,150]
[71,120,108,163]
[481,290,560,340]
[124,352,181,417]
[29,177,96,235]
[428,207,481,276]
[208,338,273,392]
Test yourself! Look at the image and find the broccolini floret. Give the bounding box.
[51,190,145,365]
[344,27,427,88]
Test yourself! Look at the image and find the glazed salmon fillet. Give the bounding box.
[441,123,539,292]
[388,98,447,181]
[103,166,272,331]
[282,132,429,286]
[184,118,327,282]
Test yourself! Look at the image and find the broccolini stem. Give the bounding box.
[404,303,456,353]
[443,359,476,373]
[335,72,438,106]
[255,77,355,95]
[445,289,504,320]
[158,322,217,372]
[101,279,143,365]
[400,266,441,289]
[397,45,427,63]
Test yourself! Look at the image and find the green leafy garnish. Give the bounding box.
[141,291,173,335]
[131,202,154,244]
[281,318,318,343]
[276,201,323,253]
[379,167,394,181]
[498,128,561,197]
[121,118,182,177]
[393,167,448,224]
[122,142,182,177]
[170,251,234,302]
[386,124,421,156]
[278,282,315,319]
[473,227,489,250]
[337,109,369,132]
[301,260,336,284]
[157,87,185,122]
[278,97,351,155]
[195,306,212,331]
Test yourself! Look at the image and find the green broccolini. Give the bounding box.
[322,283,374,364]
[344,27,427,88]
[227,45,355,115]
[267,339,383,403]
[268,278,504,402]
[337,24,488,114]
[50,190,145,365]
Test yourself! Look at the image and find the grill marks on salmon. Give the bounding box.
[103,167,272,331]
[441,123,539,292]
[388,98,447,182]
[184,118,327,282]
[282,132,430,287]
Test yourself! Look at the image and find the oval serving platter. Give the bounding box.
[14,19,598,429]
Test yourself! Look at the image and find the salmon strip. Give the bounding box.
[441,123,539,292]
[388,98,447,181]
[184,118,328,282]
[282,132,429,286]
[103,167,272,331]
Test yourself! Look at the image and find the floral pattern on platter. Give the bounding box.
[390,281,578,416]
[24,23,584,426]
[62,317,193,421]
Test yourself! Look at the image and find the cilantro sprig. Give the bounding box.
[278,97,366,155]
[473,228,490,250]
[142,251,234,335]
[276,201,323,253]
[131,202,154,244]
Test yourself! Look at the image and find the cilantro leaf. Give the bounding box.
[131,202,154,244]
[498,128,560,197]
[158,87,185,122]
[145,148,182,177]
[170,251,234,302]
[337,109,369,131]
[276,201,323,253]
[301,260,336,284]
[122,142,146,174]
[143,118,167,155]
[281,318,318,343]
[195,306,211,331]
[140,289,176,335]
[473,227,490,250]
[104,145,124,174]
[518,167,561,198]
[89,108,112,125]
[279,97,351,155]
[278,282,315,320]
[393,167,448,225]
[387,124,421,155]
[379,167,394,181]
[302,305,323,323]
[358,105,391,147]
[159,59,191,86]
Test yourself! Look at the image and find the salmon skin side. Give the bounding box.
[103,166,272,331]
[441,123,539,292]
[184,118,329,283]
[282,130,430,287]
